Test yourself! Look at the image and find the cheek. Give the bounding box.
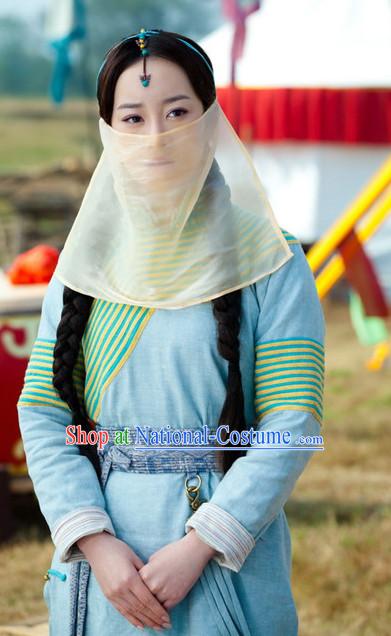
[111,120,129,133]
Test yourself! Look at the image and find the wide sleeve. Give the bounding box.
[184,240,325,572]
[17,274,116,563]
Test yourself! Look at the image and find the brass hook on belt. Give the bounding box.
[185,474,204,511]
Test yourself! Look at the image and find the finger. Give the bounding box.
[111,599,145,630]
[132,578,171,623]
[131,554,145,570]
[134,607,167,631]
[163,599,174,610]
[123,585,171,626]
[117,591,169,630]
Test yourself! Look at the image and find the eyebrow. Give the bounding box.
[117,94,191,109]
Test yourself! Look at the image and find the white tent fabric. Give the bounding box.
[200,0,391,301]
[247,144,391,243]
[201,0,391,88]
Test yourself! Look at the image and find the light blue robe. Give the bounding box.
[17,229,325,635]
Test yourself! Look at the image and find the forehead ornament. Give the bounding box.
[135,28,151,87]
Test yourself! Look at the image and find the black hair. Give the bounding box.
[53,29,247,477]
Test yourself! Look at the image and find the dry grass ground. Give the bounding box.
[0,525,51,635]
[0,98,99,175]
[1,298,390,635]
[290,298,391,635]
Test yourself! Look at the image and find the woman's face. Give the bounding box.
[111,56,204,134]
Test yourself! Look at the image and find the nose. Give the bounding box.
[146,116,168,140]
[149,134,165,151]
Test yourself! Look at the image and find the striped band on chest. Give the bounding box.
[82,299,155,421]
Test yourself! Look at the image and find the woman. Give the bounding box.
[17,28,325,635]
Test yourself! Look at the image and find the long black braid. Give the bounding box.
[51,288,100,477]
[212,291,249,472]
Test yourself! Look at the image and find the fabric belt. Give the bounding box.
[97,426,223,476]
[68,425,251,636]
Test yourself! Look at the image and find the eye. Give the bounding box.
[122,108,188,125]
[122,114,143,124]
[167,108,188,119]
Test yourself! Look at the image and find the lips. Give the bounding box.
[142,159,173,166]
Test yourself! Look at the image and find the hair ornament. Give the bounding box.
[96,28,214,91]
[135,28,152,87]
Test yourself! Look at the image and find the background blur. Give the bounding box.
[0,1,390,635]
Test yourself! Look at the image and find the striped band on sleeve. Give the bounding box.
[51,506,116,563]
[16,338,85,411]
[184,501,256,572]
[254,337,325,425]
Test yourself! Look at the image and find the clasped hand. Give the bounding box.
[77,529,217,631]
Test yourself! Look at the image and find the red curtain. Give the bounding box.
[217,86,391,144]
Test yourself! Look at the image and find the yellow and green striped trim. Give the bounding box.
[254,337,324,425]
[82,300,154,421]
[17,338,84,412]
[280,228,301,245]
[17,302,155,421]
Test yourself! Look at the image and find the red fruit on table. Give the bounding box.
[6,245,59,284]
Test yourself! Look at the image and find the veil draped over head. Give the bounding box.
[54,99,294,309]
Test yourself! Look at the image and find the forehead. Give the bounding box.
[113,57,195,104]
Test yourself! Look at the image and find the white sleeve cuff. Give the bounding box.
[51,506,116,563]
[184,501,256,572]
